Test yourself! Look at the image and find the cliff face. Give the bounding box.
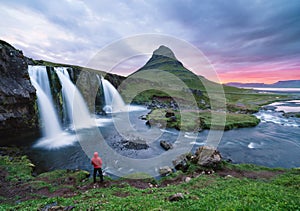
[0,40,39,142]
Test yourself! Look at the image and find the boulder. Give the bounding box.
[195,146,222,167]
[122,140,149,150]
[184,177,191,183]
[160,140,173,150]
[165,110,175,118]
[168,193,184,202]
[159,166,172,176]
[121,136,149,150]
[172,154,189,172]
[48,205,75,211]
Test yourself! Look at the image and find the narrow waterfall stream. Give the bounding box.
[28,66,62,138]
[55,67,94,130]
[99,75,126,113]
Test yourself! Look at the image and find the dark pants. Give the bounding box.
[93,168,103,183]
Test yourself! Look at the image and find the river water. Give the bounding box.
[23,89,300,177]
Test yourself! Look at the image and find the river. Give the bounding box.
[22,88,300,177]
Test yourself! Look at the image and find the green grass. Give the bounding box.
[0,155,33,183]
[147,109,260,131]
[225,163,285,172]
[1,152,299,210]
[2,170,299,210]
[200,111,260,130]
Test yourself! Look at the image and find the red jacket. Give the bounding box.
[91,152,102,168]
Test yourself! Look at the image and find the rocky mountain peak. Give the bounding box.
[153,45,177,60]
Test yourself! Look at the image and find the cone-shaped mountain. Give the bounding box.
[153,45,177,60]
[135,45,190,74]
[131,45,209,90]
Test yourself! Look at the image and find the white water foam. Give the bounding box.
[268,100,300,113]
[33,132,77,149]
[256,112,300,127]
[184,132,199,139]
[160,129,178,135]
[247,142,263,149]
[94,117,113,127]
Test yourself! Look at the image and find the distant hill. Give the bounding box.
[226,80,300,88]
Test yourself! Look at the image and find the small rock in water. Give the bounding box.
[160,140,173,150]
[139,115,147,120]
[159,166,173,176]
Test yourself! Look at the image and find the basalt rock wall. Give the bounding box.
[0,40,39,143]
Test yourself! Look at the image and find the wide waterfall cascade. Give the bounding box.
[98,75,126,113]
[55,67,94,129]
[28,66,77,149]
[28,65,98,149]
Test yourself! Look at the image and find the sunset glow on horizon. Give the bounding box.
[218,68,300,84]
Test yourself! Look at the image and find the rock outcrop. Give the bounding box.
[194,146,222,167]
[0,40,39,142]
[172,154,189,172]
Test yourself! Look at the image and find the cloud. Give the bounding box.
[155,0,300,64]
[0,0,299,82]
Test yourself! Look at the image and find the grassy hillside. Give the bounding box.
[123,46,288,110]
[1,148,299,210]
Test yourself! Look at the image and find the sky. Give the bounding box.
[1,0,300,84]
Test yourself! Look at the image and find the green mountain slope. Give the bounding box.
[119,45,290,131]
[132,45,215,91]
[123,45,222,109]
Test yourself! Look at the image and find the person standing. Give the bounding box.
[91,152,104,183]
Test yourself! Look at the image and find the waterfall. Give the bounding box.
[98,75,126,113]
[28,66,77,149]
[28,65,143,149]
[28,66,62,138]
[55,67,94,129]
[28,65,95,149]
